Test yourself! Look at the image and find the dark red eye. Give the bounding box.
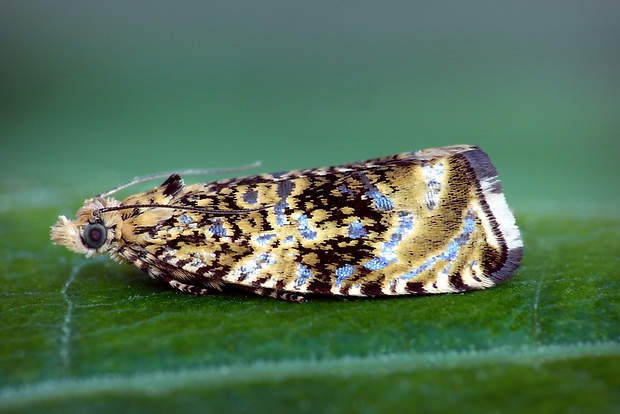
[83,223,107,249]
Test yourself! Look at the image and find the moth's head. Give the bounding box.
[51,198,122,257]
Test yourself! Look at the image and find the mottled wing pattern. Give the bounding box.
[113,145,522,300]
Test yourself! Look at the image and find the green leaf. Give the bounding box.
[2,3,619,410]
[1,198,618,413]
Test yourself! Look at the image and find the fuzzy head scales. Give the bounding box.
[51,197,122,257]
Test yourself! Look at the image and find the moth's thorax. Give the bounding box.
[117,208,177,246]
[50,197,123,257]
[114,187,178,246]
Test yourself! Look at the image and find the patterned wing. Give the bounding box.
[112,145,521,299]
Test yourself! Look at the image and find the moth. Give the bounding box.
[51,145,522,302]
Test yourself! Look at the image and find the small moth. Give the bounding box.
[51,145,522,302]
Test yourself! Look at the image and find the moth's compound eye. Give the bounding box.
[83,222,107,249]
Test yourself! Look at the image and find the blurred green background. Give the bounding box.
[1,1,619,413]
[2,1,618,211]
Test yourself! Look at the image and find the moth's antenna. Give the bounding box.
[93,203,269,217]
[96,161,261,198]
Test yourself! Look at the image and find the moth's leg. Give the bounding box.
[158,274,210,295]
[241,286,306,303]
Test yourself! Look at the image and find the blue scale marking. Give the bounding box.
[364,257,391,271]
[275,180,295,226]
[243,189,258,205]
[294,263,313,288]
[338,184,353,195]
[335,264,355,287]
[179,214,193,225]
[422,163,445,210]
[275,201,287,226]
[401,212,476,280]
[297,214,317,240]
[256,233,276,245]
[362,211,414,271]
[209,220,227,237]
[358,173,395,211]
[366,187,394,211]
[348,220,368,239]
[239,253,275,277]
[424,180,441,210]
